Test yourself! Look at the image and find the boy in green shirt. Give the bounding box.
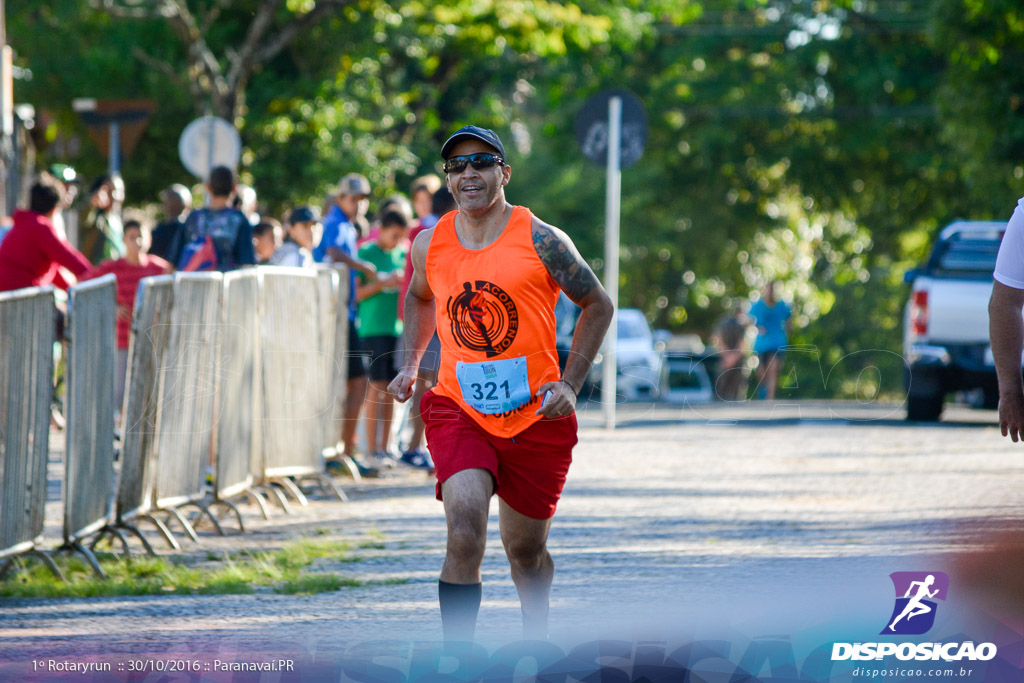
[357,210,411,467]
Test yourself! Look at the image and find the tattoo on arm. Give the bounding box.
[532,221,601,303]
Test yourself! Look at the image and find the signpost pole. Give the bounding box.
[602,96,622,430]
[206,117,215,185]
[108,122,120,174]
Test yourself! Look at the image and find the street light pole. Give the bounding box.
[602,96,622,430]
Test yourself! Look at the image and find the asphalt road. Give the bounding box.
[2,400,1022,673]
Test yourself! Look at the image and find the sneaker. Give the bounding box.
[400,448,435,473]
[329,455,380,479]
[367,451,397,470]
[50,405,66,431]
[325,458,349,476]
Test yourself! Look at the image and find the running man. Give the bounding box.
[888,574,939,632]
[389,126,613,641]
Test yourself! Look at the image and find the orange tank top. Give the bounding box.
[426,205,561,438]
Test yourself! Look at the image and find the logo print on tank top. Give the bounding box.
[447,281,519,357]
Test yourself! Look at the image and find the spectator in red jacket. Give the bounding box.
[81,220,171,415]
[0,173,91,293]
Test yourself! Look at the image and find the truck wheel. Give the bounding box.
[906,393,943,422]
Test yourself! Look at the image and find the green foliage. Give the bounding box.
[9,1,1024,398]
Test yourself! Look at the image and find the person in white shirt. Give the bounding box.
[269,206,319,268]
[989,196,1024,441]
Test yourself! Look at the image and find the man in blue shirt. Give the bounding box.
[316,173,380,473]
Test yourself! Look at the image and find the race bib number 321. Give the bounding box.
[455,357,531,415]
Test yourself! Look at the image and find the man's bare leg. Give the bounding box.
[372,380,394,452]
[499,498,554,640]
[342,375,368,455]
[439,468,493,641]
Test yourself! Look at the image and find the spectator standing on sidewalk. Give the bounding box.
[234,183,260,225]
[80,174,125,265]
[989,194,1024,441]
[149,184,192,261]
[269,206,319,268]
[167,166,255,272]
[80,220,171,416]
[711,303,749,400]
[45,164,81,291]
[399,185,456,466]
[750,281,791,401]
[315,173,378,471]
[360,193,414,246]
[356,210,419,468]
[0,173,91,293]
[252,218,283,264]
[411,175,442,229]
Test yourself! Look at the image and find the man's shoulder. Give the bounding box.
[268,241,300,266]
[196,206,246,221]
[324,206,352,228]
[528,213,568,243]
[528,214,576,264]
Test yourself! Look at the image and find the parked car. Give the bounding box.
[554,292,580,373]
[903,220,1005,421]
[661,334,715,404]
[585,308,667,401]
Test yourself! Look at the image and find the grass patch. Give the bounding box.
[368,578,411,587]
[356,529,387,550]
[276,575,363,595]
[0,537,393,599]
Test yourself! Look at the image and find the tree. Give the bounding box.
[93,0,352,123]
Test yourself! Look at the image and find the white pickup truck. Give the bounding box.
[903,220,1005,421]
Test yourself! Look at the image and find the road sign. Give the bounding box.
[575,89,647,168]
[575,89,648,429]
[72,99,155,174]
[178,116,241,180]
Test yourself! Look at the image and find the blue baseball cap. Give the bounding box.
[441,125,506,160]
[288,205,319,224]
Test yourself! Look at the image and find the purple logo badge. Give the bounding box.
[881,571,949,635]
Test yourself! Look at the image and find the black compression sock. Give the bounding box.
[522,604,549,641]
[438,580,482,642]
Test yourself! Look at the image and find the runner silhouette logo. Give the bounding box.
[447,281,519,358]
[882,571,949,635]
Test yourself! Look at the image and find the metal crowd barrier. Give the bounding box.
[315,267,341,455]
[212,269,270,525]
[62,275,119,576]
[114,274,178,551]
[314,264,358,479]
[257,268,345,502]
[150,273,224,540]
[315,266,352,443]
[0,286,62,579]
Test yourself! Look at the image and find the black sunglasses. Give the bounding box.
[443,153,504,174]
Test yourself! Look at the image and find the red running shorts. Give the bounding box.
[421,391,578,520]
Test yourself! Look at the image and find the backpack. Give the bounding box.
[178,234,219,271]
[174,210,220,271]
